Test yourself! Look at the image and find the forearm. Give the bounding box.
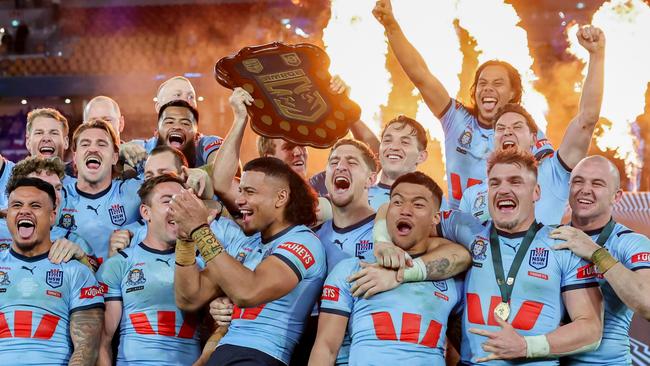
[349,119,380,154]
[578,52,604,123]
[604,265,650,319]
[308,344,337,366]
[68,308,103,366]
[204,252,261,307]
[96,336,113,366]
[421,242,471,280]
[211,116,246,196]
[544,317,602,356]
[385,23,442,89]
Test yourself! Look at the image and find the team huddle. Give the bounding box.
[1,1,649,365]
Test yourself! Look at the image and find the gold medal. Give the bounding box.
[494,302,510,321]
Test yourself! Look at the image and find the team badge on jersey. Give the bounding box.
[235,251,247,263]
[46,269,64,288]
[471,238,488,261]
[126,268,146,286]
[529,248,549,270]
[458,129,473,149]
[433,280,448,292]
[0,242,9,251]
[473,194,486,211]
[109,204,127,226]
[355,240,373,258]
[0,270,10,285]
[59,213,77,230]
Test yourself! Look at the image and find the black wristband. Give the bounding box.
[175,260,196,267]
[189,223,210,238]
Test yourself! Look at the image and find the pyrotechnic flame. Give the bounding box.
[567,0,650,190]
[323,0,390,132]
[456,0,548,132]
[392,0,462,164]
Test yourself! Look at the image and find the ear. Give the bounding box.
[111,150,119,166]
[416,149,429,165]
[49,206,57,227]
[431,210,441,229]
[275,187,289,209]
[24,133,30,150]
[533,183,541,202]
[63,135,69,151]
[119,116,125,133]
[154,101,161,113]
[366,172,377,190]
[140,204,151,222]
[612,189,623,205]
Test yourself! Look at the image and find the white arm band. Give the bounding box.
[373,219,391,243]
[525,335,601,358]
[402,257,427,282]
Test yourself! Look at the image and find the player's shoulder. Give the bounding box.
[60,257,95,278]
[328,256,361,278]
[199,134,224,151]
[612,223,650,247]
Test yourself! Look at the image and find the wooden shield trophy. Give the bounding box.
[215,42,361,148]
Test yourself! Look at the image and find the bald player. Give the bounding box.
[84,96,125,142]
[550,155,650,365]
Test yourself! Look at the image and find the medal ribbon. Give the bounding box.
[595,218,616,247]
[489,221,541,305]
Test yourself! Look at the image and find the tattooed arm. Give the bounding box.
[68,307,104,366]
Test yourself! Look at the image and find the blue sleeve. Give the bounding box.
[210,217,249,252]
[69,263,105,312]
[560,251,599,292]
[619,233,650,271]
[438,210,483,247]
[96,254,126,302]
[120,177,144,197]
[319,259,356,317]
[199,135,224,162]
[532,132,555,160]
[271,234,323,281]
[539,153,571,202]
[439,99,474,135]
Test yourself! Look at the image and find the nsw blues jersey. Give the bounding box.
[438,99,553,210]
[210,218,326,364]
[565,222,650,365]
[458,153,571,225]
[133,134,223,168]
[457,224,598,365]
[97,242,203,366]
[316,214,375,273]
[368,183,391,211]
[0,220,94,257]
[0,158,15,209]
[0,248,104,365]
[320,257,462,365]
[58,178,142,263]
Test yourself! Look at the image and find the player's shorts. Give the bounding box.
[208,344,286,366]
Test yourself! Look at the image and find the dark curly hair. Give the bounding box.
[243,157,317,226]
[469,60,523,117]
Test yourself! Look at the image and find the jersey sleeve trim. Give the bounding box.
[616,230,635,237]
[560,282,600,293]
[556,151,572,173]
[105,296,123,302]
[272,253,302,281]
[320,308,351,318]
[632,266,650,271]
[436,98,454,119]
[117,250,128,258]
[70,303,106,314]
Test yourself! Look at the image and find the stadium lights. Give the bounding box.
[20,99,27,105]
[64,98,71,104]
[153,97,158,102]
[198,96,205,102]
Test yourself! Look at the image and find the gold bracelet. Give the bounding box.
[175,239,196,266]
[191,226,224,263]
[591,247,619,274]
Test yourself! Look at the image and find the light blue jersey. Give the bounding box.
[455,223,598,365]
[316,214,375,273]
[368,183,391,211]
[565,222,650,366]
[438,99,553,209]
[210,218,327,364]
[58,178,142,263]
[97,242,202,366]
[133,134,223,168]
[0,248,104,365]
[0,158,15,209]
[321,257,462,365]
[0,219,94,257]
[459,153,571,225]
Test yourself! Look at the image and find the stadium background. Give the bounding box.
[0,0,648,363]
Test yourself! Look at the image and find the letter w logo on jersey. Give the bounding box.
[129,311,197,338]
[278,242,314,269]
[466,293,543,330]
[232,304,267,320]
[0,311,60,339]
[371,312,443,348]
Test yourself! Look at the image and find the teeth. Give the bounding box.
[293,161,304,166]
[498,200,516,208]
[387,154,401,160]
[578,199,593,204]
[18,219,34,227]
[40,147,54,153]
[482,97,497,103]
[240,209,252,215]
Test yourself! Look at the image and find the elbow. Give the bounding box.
[175,294,201,312]
[230,292,259,309]
[635,303,650,321]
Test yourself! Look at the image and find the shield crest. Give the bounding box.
[109,204,127,226]
[46,269,63,288]
[529,248,549,270]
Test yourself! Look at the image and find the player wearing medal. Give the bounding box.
[170,157,326,366]
[456,149,603,365]
[373,0,554,209]
[309,172,464,365]
[97,175,203,365]
[459,25,605,224]
[0,177,104,365]
[548,156,650,365]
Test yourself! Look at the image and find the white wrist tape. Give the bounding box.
[553,339,601,357]
[403,257,427,283]
[373,219,391,243]
[524,335,550,358]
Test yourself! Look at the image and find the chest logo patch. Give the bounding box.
[0,270,10,285]
[46,269,64,288]
[126,268,146,286]
[458,129,473,149]
[109,204,127,226]
[529,248,549,270]
[59,213,77,230]
[471,238,488,261]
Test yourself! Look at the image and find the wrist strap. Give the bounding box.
[192,226,224,263]
[175,239,196,266]
[591,247,619,274]
[402,257,427,282]
[524,335,550,358]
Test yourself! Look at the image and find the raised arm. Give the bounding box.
[68,307,104,366]
[373,0,451,116]
[97,301,122,366]
[558,26,605,169]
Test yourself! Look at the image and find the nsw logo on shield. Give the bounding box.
[109,204,127,226]
[529,247,549,270]
[46,269,64,288]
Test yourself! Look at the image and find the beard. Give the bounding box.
[156,135,197,168]
[495,218,519,231]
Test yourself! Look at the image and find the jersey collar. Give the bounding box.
[10,248,50,262]
[138,242,175,255]
[75,181,113,199]
[332,213,376,234]
[261,224,297,244]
